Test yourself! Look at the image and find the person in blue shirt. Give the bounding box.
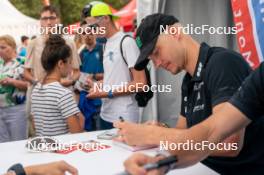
[18,36,29,57]
[78,22,104,131]
[79,39,104,78]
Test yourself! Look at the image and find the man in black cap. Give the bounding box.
[115,13,264,174]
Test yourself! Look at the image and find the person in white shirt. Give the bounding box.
[82,2,147,129]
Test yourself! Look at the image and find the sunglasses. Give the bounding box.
[81,23,100,35]
[41,16,57,21]
[82,4,92,18]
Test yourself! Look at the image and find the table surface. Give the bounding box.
[0,131,219,175]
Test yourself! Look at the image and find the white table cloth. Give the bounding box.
[0,131,218,175]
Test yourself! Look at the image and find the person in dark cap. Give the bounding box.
[115,13,264,174]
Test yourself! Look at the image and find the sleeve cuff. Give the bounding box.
[212,96,231,107]
[229,99,254,121]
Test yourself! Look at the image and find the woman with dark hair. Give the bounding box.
[31,35,84,136]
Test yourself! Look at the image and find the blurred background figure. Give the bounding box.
[23,5,81,137]
[0,35,28,143]
[83,2,147,130]
[18,35,29,57]
[75,21,104,131]
[74,33,85,54]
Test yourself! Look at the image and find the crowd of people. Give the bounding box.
[0,3,146,142]
[1,1,264,175]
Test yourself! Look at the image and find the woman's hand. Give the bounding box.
[85,76,95,89]
[0,77,15,86]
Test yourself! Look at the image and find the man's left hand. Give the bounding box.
[114,121,155,146]
[86,87,107,99]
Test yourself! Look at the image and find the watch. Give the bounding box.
[7,163,26,175]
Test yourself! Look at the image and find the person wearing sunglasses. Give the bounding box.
[75,21,104,131]
[81,2,147,129]
[23,5,81,136]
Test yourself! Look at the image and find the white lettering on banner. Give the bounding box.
[233,5,255,67]
[260,0,264,22]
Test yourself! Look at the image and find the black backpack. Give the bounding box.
[120,35,153,107]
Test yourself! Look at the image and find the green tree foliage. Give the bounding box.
[10,0,129,25]
[9,0,43,19]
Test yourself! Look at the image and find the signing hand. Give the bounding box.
[144,121,169,128]
[113,121,155,146]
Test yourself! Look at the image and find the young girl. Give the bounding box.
[31,35,84,136]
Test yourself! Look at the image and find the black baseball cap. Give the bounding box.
[135,13,179,70]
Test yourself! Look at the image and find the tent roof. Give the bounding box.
[0,0,38,25]
[0,0,39,43]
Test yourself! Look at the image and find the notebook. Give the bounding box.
[113,140,157,152]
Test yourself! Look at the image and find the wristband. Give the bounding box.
[108,89,114,99]
[7,163,26,175]
[92,74,97,80]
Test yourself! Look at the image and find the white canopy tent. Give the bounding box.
[0,0,39,44]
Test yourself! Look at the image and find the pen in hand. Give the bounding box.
[119,116,124,122]
[116,116,125,140]
[116,156,178,175]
